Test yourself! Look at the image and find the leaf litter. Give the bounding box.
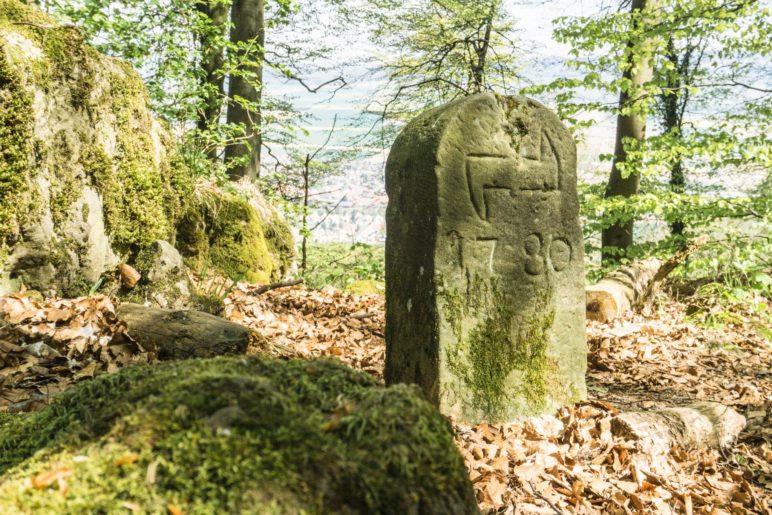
[0,284,769,513]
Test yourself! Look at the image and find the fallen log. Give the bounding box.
[586,258,661,322]
[611,402,745,455]
[587,237,708,322]
[117,303,251,360]
[249,278,304,295]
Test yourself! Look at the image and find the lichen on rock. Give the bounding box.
[0,357,478,514]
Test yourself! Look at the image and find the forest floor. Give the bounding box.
[0,285,770,514]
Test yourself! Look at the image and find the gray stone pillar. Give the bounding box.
[385,93,586,423]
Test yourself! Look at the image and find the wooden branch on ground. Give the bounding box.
[611,402,745,455]
[586,236,707,322]
[249,278,304,295]
[117,303,252,360]
[634,236,708,312]
[586,258,661,322]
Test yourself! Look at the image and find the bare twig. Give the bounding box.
[528,480,564,515]
[308,196,346,232]
[634,235,708,312]
[250,278,304,295]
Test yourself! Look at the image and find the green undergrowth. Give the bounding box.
[0,357,477,514]
[303,243,385,289]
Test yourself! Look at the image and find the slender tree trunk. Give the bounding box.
[301,153,310,273]
[225,0,264,181]
[196,1,228,162]
[662,36,688,238]
[669,159,685,235]
[601,0,659,264]
[470,2,496,93]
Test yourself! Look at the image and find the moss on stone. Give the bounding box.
[87,66,191,255]
[0,0,195,294]
[440,277,561,420]
[0,35,33,246]
[345,279,385,295]
[264,210,296,275]
[177,190,293,283]
[0,357,477,514]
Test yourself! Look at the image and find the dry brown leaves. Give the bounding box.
[1,285,769,513]
[226,285,771,513]
[225,284,385,379]
[586,301,772,511]
[456,402,765,514]
[0,294,151,411]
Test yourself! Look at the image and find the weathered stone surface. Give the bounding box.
[385,93,586,423]
[0,0,189,296]
[0,1,295,296]
[145,240,185,283]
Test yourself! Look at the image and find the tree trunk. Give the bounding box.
[669,159,686,235]
[195,0,228,162]
[470,3,496,93]
[301,153,310,273]
[662,36,689,237]
[225,0,265,181]
[601,0,659,264]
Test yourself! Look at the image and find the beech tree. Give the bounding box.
[225,0,264,180]
[601,0,660,263]
[536,0,770,271]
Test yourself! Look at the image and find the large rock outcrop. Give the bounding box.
[0,357,478,514]
[0,0,293,296]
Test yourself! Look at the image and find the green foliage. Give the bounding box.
[0,357,477,514]
[303,243,384,290]
[537,0,771,299]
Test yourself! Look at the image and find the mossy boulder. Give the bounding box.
[177,188,295,283]
[0,357,478,514]
[0,0,194,296]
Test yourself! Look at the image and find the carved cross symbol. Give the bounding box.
[465,129,560,220]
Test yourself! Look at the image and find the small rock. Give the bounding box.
[146,240,185,283]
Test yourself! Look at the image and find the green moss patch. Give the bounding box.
[177,190,293,283]
[0,357,477,514]
[345,279,385,295]
[441,277,561,420]
[0,36,33,244]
